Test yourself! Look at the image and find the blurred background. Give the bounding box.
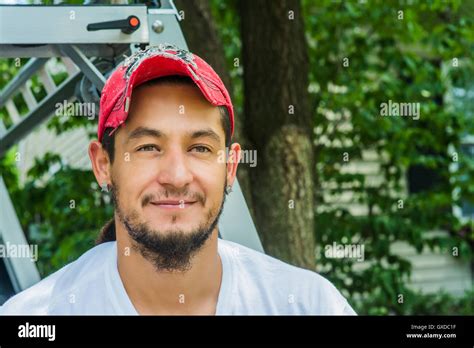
[0,0,473,315]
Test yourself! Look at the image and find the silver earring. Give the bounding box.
[225,185,233,194]
[101,182,109,193]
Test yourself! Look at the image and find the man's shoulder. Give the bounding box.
[218,238,356,315]
[0,242,115,315]
[219,238,322,282]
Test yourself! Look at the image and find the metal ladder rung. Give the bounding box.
[62,57,80,76]
[38,66,57,94]
[5,99,20,124]
[0,58,48,109]
[20,82,38,111]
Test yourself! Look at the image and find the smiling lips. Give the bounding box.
[149,200,197,210]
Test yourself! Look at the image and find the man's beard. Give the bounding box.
[110,180,227,273]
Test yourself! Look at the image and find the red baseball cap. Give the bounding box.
[97,44,234,142]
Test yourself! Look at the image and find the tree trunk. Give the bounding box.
[239,0,316,269]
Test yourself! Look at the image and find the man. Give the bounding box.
[1,45,355,315]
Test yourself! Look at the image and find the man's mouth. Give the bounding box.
[149,200,197,210]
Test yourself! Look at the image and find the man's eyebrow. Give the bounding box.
[189,128,221,143]
[126,127,164,142]
[126,126,221,143]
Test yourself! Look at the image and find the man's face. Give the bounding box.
[105,82,232,271]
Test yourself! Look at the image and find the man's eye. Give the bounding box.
[137,145,159,152]
[191,146,211,153]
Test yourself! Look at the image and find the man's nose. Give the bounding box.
[155,148,193,189]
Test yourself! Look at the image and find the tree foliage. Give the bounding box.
[303,0,474,314]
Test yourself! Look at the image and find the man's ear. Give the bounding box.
[89,140,112,187]
[226,142,241,187]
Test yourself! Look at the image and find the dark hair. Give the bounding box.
[96,218,116,245]
[101,75,232,163]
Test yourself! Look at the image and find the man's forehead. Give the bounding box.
[113,82,224,142]
[118,110,223,143]
[130,81,214,109]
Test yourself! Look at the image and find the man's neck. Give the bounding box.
[115,222,223,315]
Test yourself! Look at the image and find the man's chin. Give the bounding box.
[140,216,209,233]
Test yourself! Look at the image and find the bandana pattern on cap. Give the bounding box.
[123,44,198,80]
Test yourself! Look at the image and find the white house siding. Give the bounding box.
[319,146,472,297]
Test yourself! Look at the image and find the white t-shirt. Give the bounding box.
[0,238,356,315]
